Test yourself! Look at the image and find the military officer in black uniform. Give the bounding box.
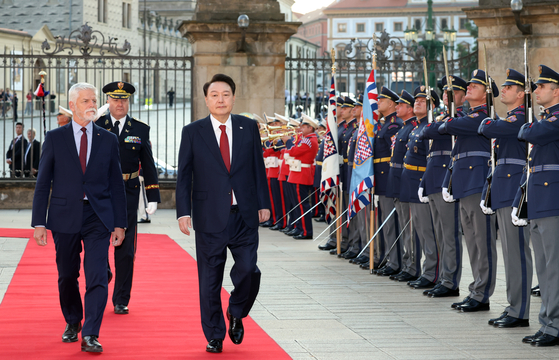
[98,81,161,315]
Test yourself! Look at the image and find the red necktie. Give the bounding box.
[80,127,87,173]
[219,125,230,172]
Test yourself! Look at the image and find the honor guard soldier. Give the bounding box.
[98,81,160,315]
[273,119,295,231]
[339,96,361,258]
[403,86,439,290]
[438,70,498,312]
[384,90,416,280]
[267,114,290,230]
[418,75,467,298]
[372,87,403,271]
[260,114,280,228]
[287,114,319,239]
[479,68,533,328]
[280,118,301,236]
[512,65,559,347]
[312,120,327,222]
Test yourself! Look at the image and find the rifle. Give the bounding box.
[441,48,456,195]
[516,38,533,219]
[423,57,433,124]
[483,44,497,208]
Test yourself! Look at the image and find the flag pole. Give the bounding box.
[38,70,47,137]
[369,34,377,270]
[330,48,343,255]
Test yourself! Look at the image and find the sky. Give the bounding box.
[292,0,335,14]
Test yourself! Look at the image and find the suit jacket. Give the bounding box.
[24,139,41,176]
[6,135,28,176]
[31,122,127,233]
[176,114,270,233]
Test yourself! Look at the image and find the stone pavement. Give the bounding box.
[1,209,557,359]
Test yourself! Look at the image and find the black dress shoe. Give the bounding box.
[62,322,82,343]
[114,304,129,314]
[293,234,313,240]
[493,315,529,328]
[458,298,490,312]
[377,267,399,276]
[318,243,336,251]
[372,265,387,274]
[226,307,244,345]
[269,224,284,231]
[409,277,436,289]
[360,261,370,269]
[522,331,543,343]
[394,272,418,282]
[351,255,368,265]
[531,333,559,347]
[337,250,350,258]
[259,220,273,227]
[342,251,358,259]
[81,335,103,353]
[423,283,440,296]
[314,216,326,222]
[206,339,223,353]
[280,227,292,233]
[330,248,347,255]
[138,218,151,223]
[451,296,470,309]
[488,311,508,325]
[430,286,460,298]
[285,229,300,236]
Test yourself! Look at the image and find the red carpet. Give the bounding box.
[0,228,291,359]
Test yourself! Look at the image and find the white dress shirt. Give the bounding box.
[110,114,126,136]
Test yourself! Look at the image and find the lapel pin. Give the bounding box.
[240,126,243,129]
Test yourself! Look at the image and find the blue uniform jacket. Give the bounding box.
[386,117,417,199]
[479,105,527,210]
[400,117,429,203]
[344,120,359,187]
[338,121,347,190]
[340,119,357,191]
[419,107,466,195]
[513,103,559,220]
[439,104,491,199]
[374,112,403,195]
[313,140,324,188]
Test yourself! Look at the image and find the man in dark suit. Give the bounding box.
[6,122,27,177]
[97,81,160,315]
[24,128,40,177]
[31,82,127,353]
[176,74,270,353]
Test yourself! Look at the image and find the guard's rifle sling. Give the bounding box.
[483,44,497,208]
[516,38,533,219]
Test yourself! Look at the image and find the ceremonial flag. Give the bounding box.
[348,68,380,220]
[320,74,340,223]
[34,82,45,97]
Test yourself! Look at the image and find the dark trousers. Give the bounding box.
[269,177,285,225]
[283,182,296,232]
[52,203,110,337]
[112,185,139,306]
[294,183,313,236]
[195,209,261,341]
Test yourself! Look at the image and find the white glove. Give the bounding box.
[442,187,455,203]
[146,202,158,215]
[479,200,495,215]
[373,195,379,208]
[511,207,528,227]
[418,187,429,203]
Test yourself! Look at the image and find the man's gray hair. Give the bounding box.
[28,128,36,136]
[69,83,97,104]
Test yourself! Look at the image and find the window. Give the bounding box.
[356,23,365,33]
[375,23,383,32]
[414,19,422,31]
[98,0,107,23]
[122,3,131,29]
[394,22,403,32]
[459,18,469,30]
[441,18,448,29]
[338,23,347,33]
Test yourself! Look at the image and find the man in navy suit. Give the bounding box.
[176,74,270,353]
[31,82,127,353]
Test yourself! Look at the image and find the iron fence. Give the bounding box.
[0,24,193,180]
[285,31,478,120]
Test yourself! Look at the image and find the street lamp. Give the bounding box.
[237,14,250,53]
[404,27,418,42]
[511,0,532,35]
[443,27,457,60]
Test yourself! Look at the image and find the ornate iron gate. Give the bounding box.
[285,31,478,119]
[0,24,193,180]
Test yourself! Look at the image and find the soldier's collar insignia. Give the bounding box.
[127,121,131,126]
[105,119,109,125]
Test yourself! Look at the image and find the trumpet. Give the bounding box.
[269,129,296,139]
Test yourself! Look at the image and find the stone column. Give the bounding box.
[179,0,300,121]
[464,0,559,115]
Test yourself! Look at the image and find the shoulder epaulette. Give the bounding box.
[132,117,149,127]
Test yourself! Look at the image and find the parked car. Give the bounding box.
[153,157,177,179]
